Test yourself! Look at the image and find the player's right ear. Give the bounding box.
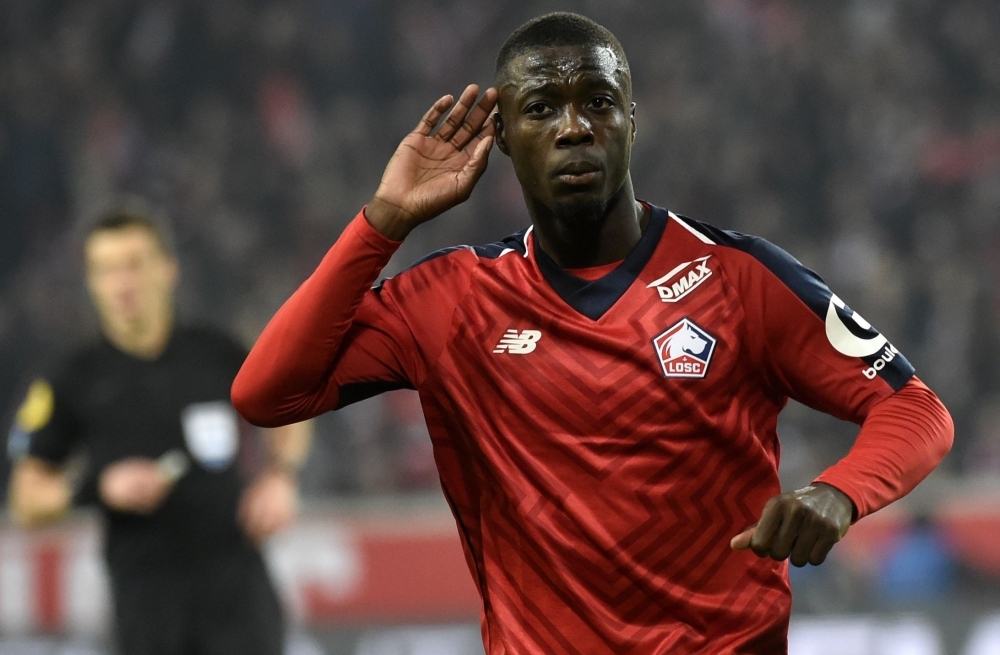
[494,113,509,156]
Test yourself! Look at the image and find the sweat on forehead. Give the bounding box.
[498,46,630,94]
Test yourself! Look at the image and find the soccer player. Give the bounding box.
[232,13,953,654]
[8,207,310,655]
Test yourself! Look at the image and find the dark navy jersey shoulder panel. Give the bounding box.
[374,228,530,291]
[673,213,915,391]
[671,214,831,319]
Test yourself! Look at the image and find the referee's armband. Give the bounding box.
[8,379,55,461]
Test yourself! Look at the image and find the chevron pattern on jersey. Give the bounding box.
[410,220,792,653]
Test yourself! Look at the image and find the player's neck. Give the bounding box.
[103,306,174,360]
[528,178,648,269]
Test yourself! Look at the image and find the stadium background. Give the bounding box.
[0,0,998,653]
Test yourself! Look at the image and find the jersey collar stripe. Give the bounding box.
[522,225,534,258]
[670,212,716,245]
[532,205,669,321]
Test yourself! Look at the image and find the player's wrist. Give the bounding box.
[364,197,418,241]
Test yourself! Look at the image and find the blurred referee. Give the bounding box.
[7,206,309,655]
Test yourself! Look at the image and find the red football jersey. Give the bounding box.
[235,204,922,653]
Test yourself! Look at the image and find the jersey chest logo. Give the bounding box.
[493,329,542,354]
[653,318,717,379]
[646,256,713,303]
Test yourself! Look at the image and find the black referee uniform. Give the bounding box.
[12,325,283,655]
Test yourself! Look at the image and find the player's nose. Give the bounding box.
[554,106,594,148]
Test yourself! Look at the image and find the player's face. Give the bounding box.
[496,44,635,223]
[85,227,178,333]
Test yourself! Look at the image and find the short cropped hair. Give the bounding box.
[495,13,631,96]
[86,205,175,256]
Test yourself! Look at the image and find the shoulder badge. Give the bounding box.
[16,379,54,432]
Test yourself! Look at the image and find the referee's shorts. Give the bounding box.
[110,546,283,655]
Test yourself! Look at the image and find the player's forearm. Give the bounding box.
[8,459,72,526]
[232,208,402,426]
[813,377,953,520]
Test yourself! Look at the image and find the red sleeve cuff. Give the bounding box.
[813,377,953,520]
[232,207,405,426]
[358,205,406,248]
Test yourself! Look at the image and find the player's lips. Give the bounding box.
[553,161,602,185]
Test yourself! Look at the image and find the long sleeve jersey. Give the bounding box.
[233,204,952,654]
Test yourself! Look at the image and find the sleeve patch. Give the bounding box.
[675,214,916,391]
[16,379,54,433]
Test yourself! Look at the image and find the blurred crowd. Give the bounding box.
[0,0,998,496]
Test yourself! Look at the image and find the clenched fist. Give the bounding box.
[731,483,854,567]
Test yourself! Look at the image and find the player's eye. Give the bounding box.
[589,96,614,110]
[524,102,552,116]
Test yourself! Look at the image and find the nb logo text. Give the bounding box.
[493,329,542,355]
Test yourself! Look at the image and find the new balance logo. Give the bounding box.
[647,256,713,303]
[493,329,542,354]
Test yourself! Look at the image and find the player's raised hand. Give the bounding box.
[730,483,853,567]
[366,84,498,240]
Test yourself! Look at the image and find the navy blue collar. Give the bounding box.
[532,204,668,320]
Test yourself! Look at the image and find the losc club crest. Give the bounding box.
[653,318,717,379]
